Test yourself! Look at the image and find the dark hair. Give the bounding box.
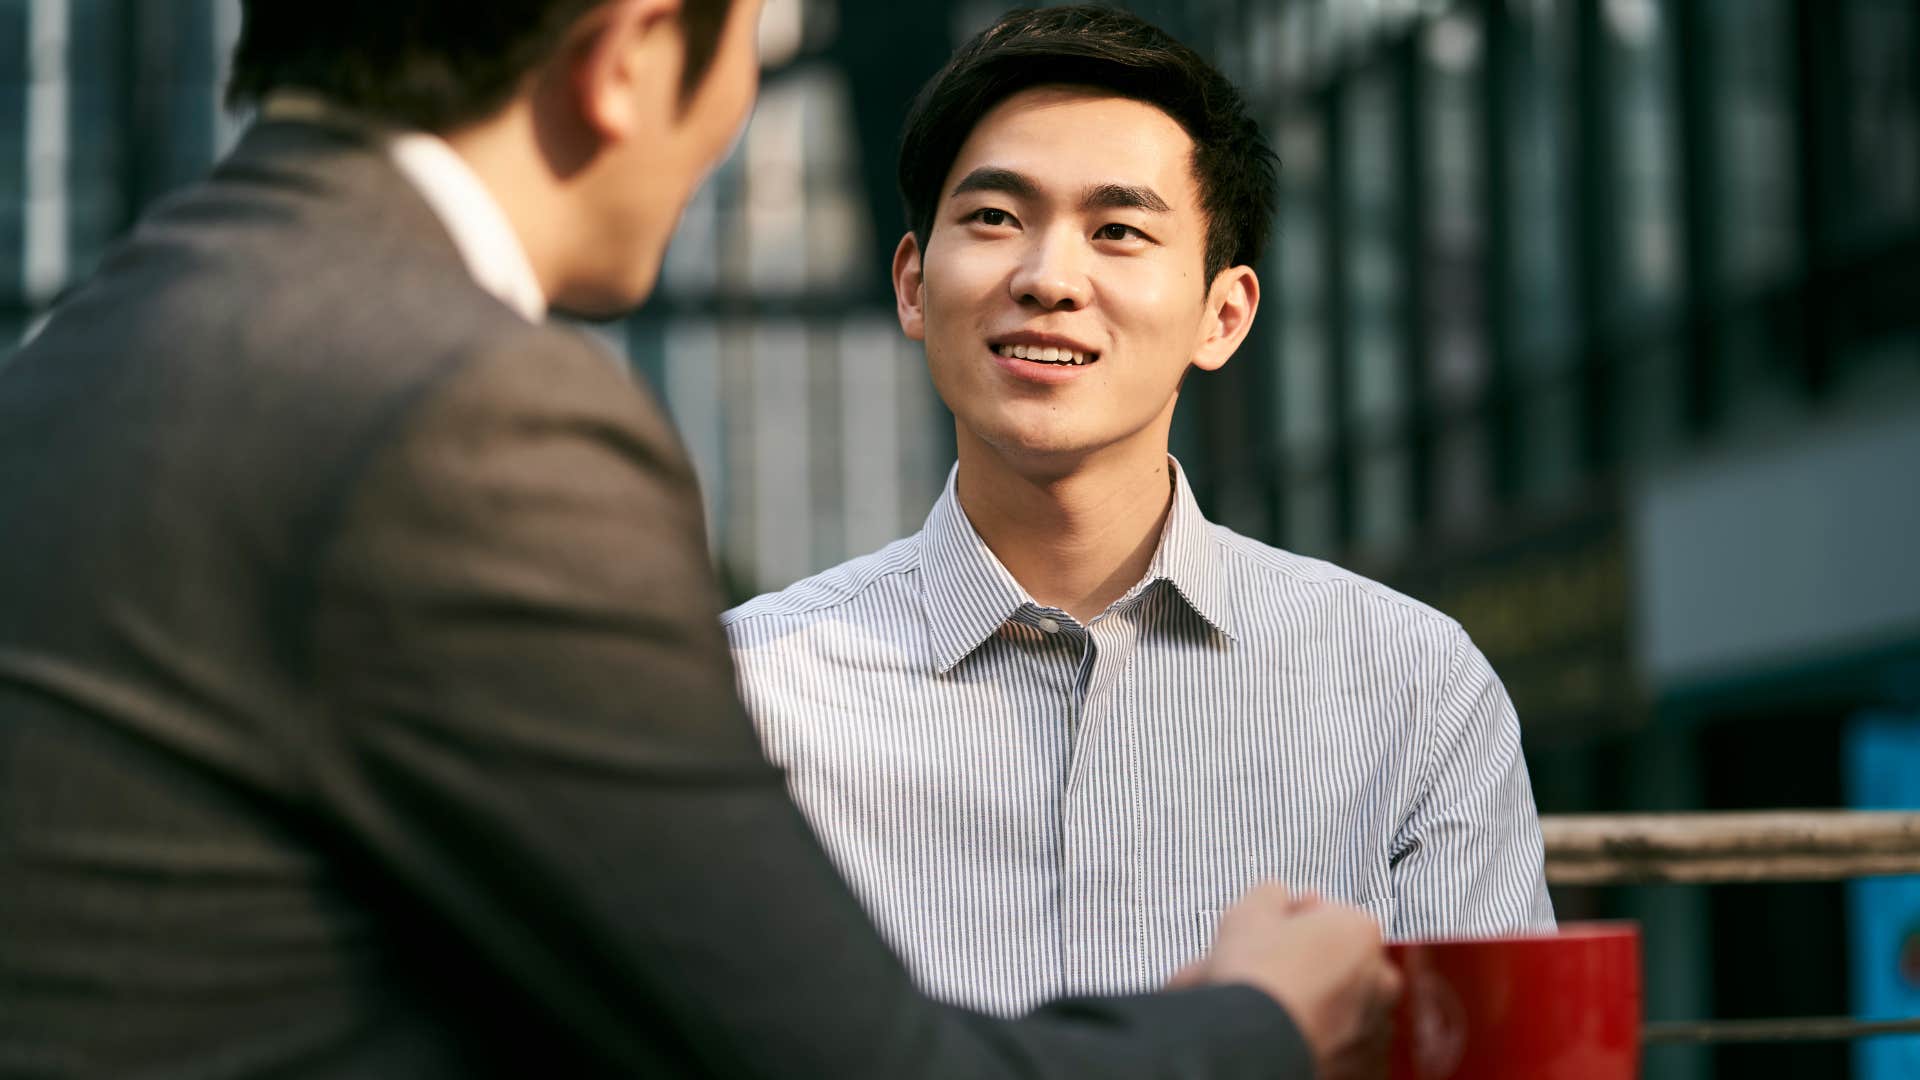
[898,5,1278,284]
[227,0,736,133]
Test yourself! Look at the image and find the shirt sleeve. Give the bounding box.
[302,329,1315,1079]
[1389,625,1556,938]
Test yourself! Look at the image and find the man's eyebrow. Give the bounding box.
[950,166,1039,201]
[948,170,1173,215]
[1082,183,1172,214]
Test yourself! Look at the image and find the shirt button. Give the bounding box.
[1037,617,1061,634]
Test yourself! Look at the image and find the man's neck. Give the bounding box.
[440,108,575,309]
[954,435,1176,624]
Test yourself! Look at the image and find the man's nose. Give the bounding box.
[1009,229,1090,311]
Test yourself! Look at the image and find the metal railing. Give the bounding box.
[1539,810,1920,1047]
[1543,810,1920,885]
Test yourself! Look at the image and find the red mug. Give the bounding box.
[1386,922,1641,1080]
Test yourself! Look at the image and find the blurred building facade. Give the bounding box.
[4,1,1918,1076]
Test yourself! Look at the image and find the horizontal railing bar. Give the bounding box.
[1542,810,1920,885]
[1644,1015,1920,1045]
[1548,852,1920,885]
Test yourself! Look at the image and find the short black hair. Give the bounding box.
[227,0,736,133]
[898,5,1278,285]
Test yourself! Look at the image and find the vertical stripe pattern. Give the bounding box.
[723,459,1555,1017]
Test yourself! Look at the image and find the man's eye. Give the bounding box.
[974,208,1010,227]
[1097,223,1141,241]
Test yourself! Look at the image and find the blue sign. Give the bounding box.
[1845,712,1920,1080]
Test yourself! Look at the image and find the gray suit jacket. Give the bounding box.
[0,120,1311,1077]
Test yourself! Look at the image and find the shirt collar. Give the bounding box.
[918,466,1034,676]
[260,92,548,324]
[917,456,1236,675]
[1148,456,1237,642]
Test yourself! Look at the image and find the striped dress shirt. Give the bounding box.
[724,461,1555,1016]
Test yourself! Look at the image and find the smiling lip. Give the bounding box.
[986,333,1101,385]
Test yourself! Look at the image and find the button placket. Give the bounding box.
[1059,606,1149,993]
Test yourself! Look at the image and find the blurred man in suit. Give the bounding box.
[0,1,1398,1077]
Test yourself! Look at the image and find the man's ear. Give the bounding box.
[1191,265,1259,373]
[569,0,684,142]
[893,231,927,342]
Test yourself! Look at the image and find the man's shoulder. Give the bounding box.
[170,148,621,417]
[722,537,923,639]
[2,151,651,569]
[1210,524,1465,646]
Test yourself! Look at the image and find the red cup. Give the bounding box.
[1386,922,1641,1080]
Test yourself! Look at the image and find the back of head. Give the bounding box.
[897,4,1278,283]
[227,0,734,132]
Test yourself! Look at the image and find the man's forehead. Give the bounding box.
[942,86,1197,205]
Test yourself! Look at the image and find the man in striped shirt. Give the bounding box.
[725,5,1555,1017]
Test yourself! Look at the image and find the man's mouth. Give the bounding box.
[992,343,1099,366]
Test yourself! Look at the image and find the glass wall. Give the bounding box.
[1604,0,1687,467]
[1192,0,1920,575]
[1272,109,1337,556]
[6,0,238,342]
[1421,6,1492,538]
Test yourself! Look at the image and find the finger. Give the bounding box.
[1286,890,1323,914]
[1377,963,1405,1003]
[1165,961,1207,990]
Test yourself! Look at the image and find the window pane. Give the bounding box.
[1432,420,1492,538]
[663,319,728,545]
[67,0,123,281]
[743,82,810,294]
[1617,344,1686,470]
[1838,0,1920,244]
[838,317,906,557]
[666,66,869,298]
[1275,112,1331,456]
[1422,8,1488,410]
[1284,470,1338,559]
[797,69,871,292]
[1721,311,1811,438]
[748,323,813,590]
[1506,0,1578,373]
[1518,378,1581,505]
[1606,0,1683,315]
[1710,0,1799,290]
[1,3,29,323]
[661,170,726,296]
[1355,443,1413,556]
[23,0,70,306]
[1342,70,1406,429]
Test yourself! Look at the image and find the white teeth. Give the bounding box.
[995,343,1094,365]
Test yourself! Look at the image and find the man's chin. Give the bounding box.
[975,426,1109,469]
